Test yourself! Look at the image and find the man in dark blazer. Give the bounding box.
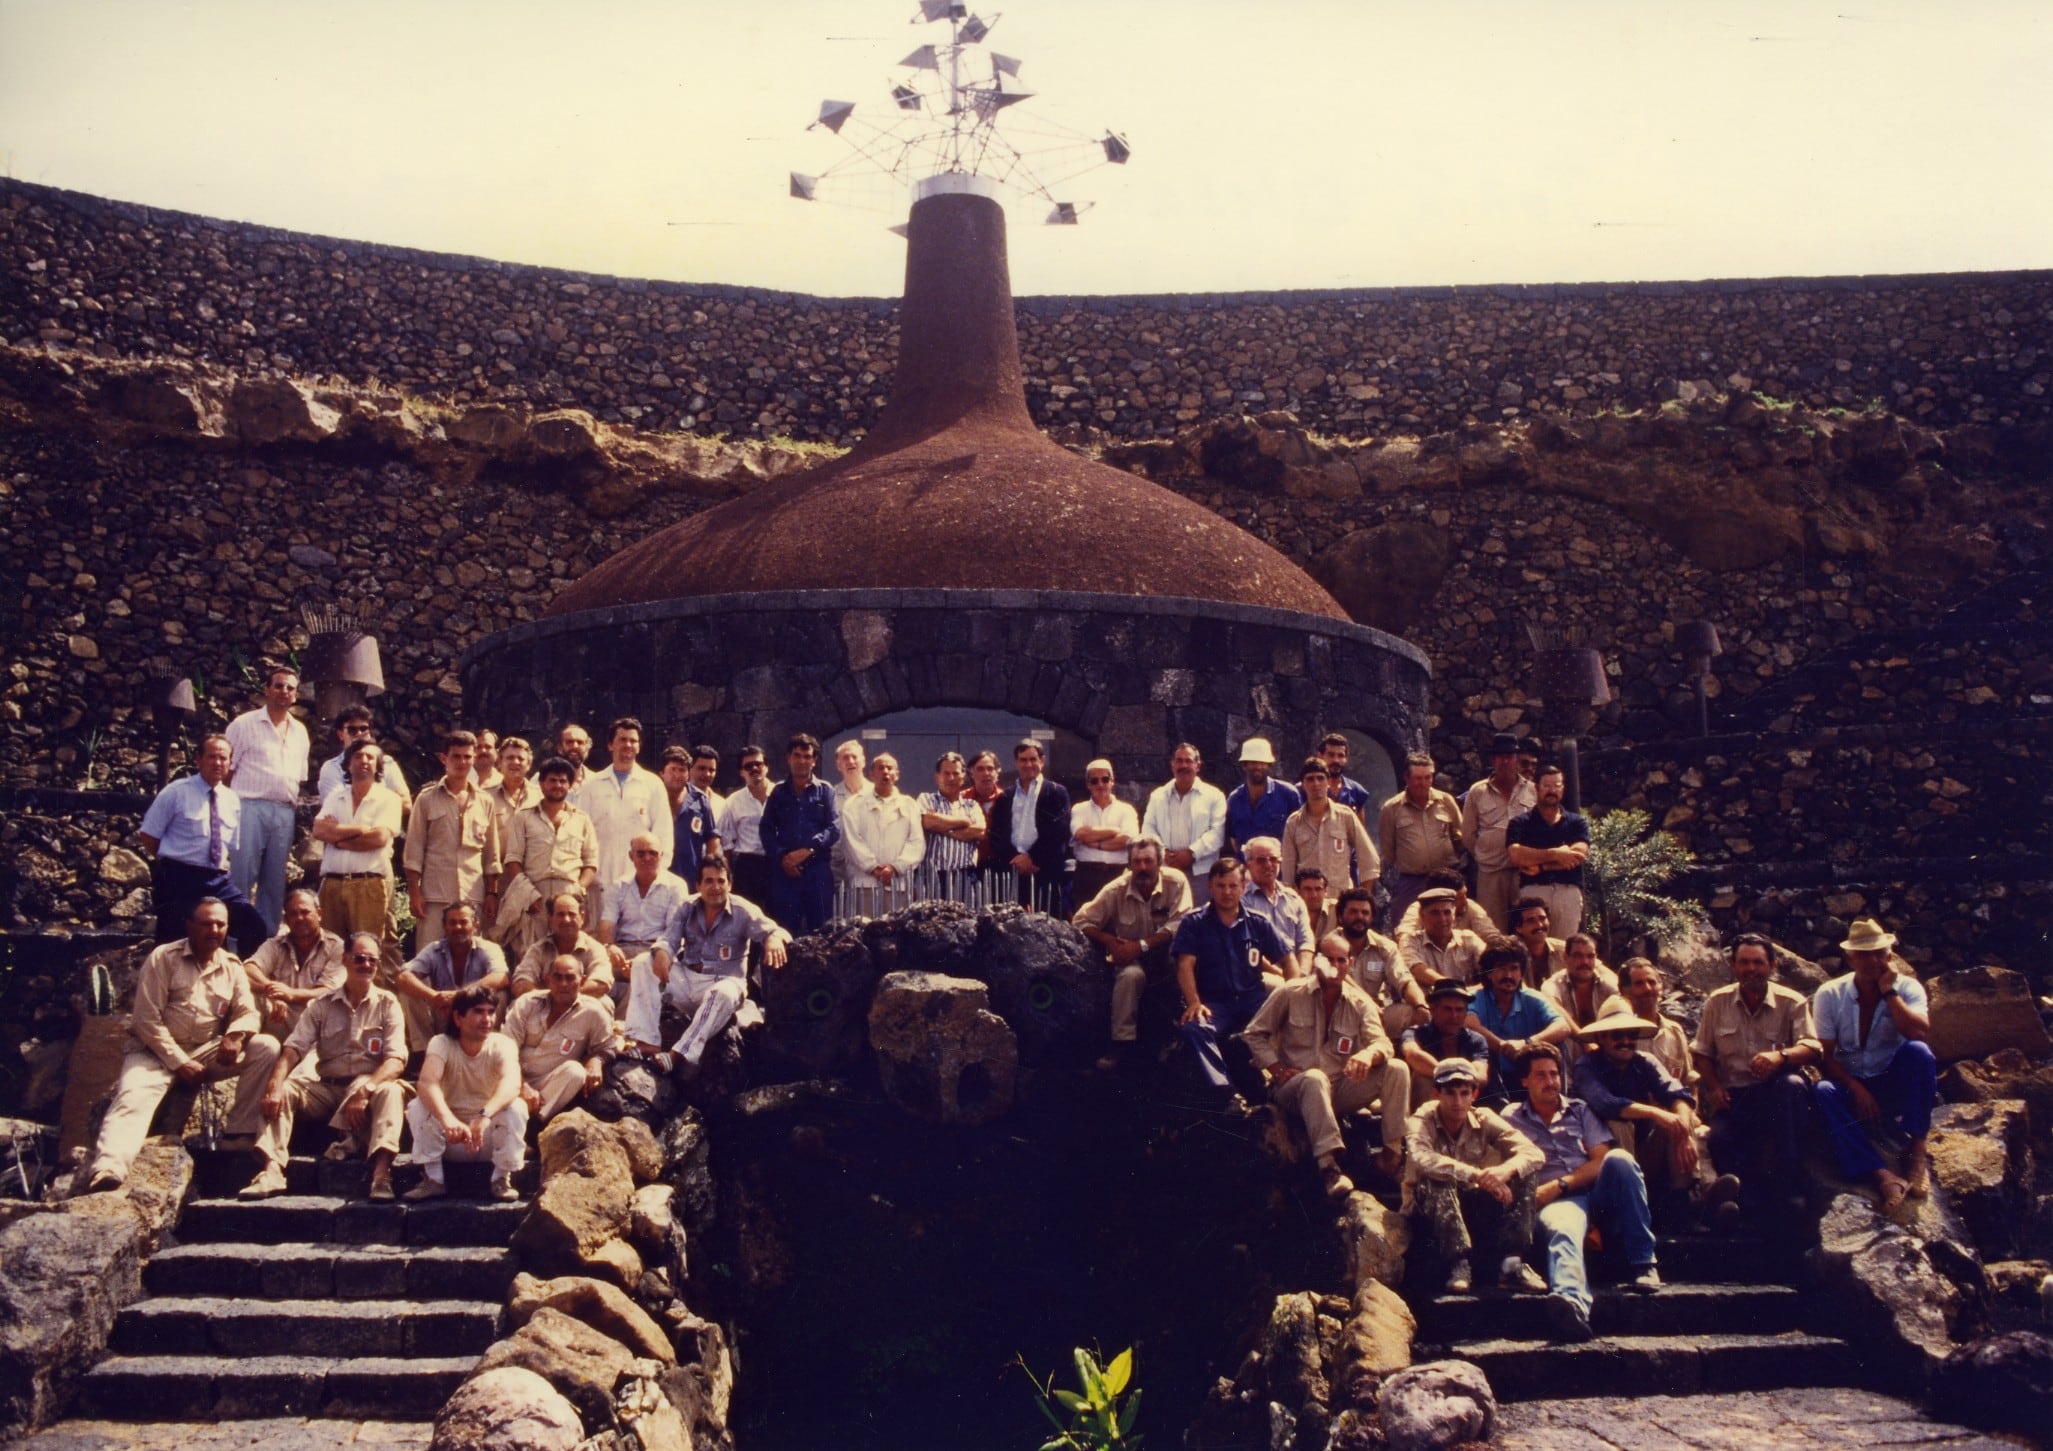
[983,738,1072,913]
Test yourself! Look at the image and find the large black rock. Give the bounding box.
[961,907,1109,1065]
[871,898,980,978]
[759,923,879,1078]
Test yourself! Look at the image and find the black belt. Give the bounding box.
[323,872,386,881]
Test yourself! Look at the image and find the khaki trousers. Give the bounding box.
[259,1073,406,1167]
[1475,867,1521,933]
[529,1061,590,1121]
[1272,1061,1415,1158]
[320,875,393,978]
[90,1037,280,1182]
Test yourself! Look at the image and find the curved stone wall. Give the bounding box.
[459,589,1434,793]
[5,179,2047,443]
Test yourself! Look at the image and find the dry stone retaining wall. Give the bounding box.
[5,178,2048,442]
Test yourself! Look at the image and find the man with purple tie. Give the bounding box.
[137,733,270,951]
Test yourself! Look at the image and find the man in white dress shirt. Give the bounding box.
[224,665,309,938]
[573,716,671,930]
[841,753,926,914]
[1141,742,1228,884]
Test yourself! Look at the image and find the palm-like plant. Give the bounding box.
[1584,808,1707,960]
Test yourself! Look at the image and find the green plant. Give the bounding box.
[1584,808,1708,960]
[1020,1346,1141,1451]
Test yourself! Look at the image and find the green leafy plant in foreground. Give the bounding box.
[1020,1346,1142,1451]
[1584,807,1708,960]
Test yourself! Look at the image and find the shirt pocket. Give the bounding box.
[1286,997,1319,1033]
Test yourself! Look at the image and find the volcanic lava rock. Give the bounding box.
[963,905,1108,1064]
[760,922,878,1078]
[866,970,1018,1125]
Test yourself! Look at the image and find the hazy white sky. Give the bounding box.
[1,0,2046,298]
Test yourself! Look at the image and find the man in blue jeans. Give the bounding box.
[1173,857,1290,1108]
[1506,1043,1661,1342]
[1812,918,1937,1211]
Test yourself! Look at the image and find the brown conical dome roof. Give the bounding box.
[550,181,1345,622]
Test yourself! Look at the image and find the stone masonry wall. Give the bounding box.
[4,179,2049,443]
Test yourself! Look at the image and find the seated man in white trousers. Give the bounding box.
[625,858,790,1075]
[405,984,527,1201]
[88,898,281,1191]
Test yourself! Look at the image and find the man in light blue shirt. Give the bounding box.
[1467,943,1573,1097]
[138,733,270,951]
[1812,918,1937,1209]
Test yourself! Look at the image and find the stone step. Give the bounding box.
[1447,1331,1869,1401]
[176,1194,525,1247]
[78,1354,474,1420]
[187,1147,510,1201]
[1414,1282,1806,1341]
[111,1296,502,1359]
[1652,1232,1804,1284]
[145,1242,517,1301]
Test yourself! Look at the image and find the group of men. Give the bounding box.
[121,683,1942,1313]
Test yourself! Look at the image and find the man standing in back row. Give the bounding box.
[1379,752,1465,931]
[224,665,309,940]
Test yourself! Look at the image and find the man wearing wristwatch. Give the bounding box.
[1692,932,1819,1219]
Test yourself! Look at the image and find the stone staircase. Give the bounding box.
[1411,1228,1873,1400]
[77,1150,519,1421]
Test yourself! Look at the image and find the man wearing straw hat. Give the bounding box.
[1571,998,1723,1216]
[1812,918,1937,1211]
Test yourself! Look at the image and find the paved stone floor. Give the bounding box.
[15,1420,430,1451]
[1499,1388,2041,1449]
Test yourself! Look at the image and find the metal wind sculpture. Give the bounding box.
[790,0,1131,226]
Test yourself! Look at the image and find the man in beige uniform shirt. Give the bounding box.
[87,899,281,1191]
[242,887,346,1041]
[1245,931,1404,1200]
[1073,837,1193,1073]
[1405,1058,1547,1294]
[513,894,615,1003]
[1280,757,1379,893]
[239,932,408,1201]
[1400,888,1489,991]
[404,731,501,950]
[1378,752,1466,931]
[503,955,617,1122]
[485,737,541,827]
[1461,734,1538,930]
[499,757,599,958]
[406,985,527,1201]
[1692,932,1819,1216]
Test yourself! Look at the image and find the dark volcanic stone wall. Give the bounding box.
[4,179,2048,443]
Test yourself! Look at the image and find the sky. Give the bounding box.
[1,0,2046,299]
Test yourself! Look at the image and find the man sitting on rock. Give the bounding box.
[87,898,281,1193]
[625,858,790,1075]
[1391,979,1499,1168]
[1074,835,1193,1073]
[1467,942,1572,1098]
[1506,1044,1663,1342]
[1539,933,1619,1070]
[241,887,345,1040]
[1243,931,1399,1199]
[1619,957,1695,1089]
[1812,918,1937,1210]
[502,954,617,1124]
[395,901,512,1050]
[405,984,526,1202]
[1240,837,1316,978]
[596,832,690,1001]
[1173,857,1292,1108]
[240,931,407,1201]
[1571,999,1716,1216]
[1403,1058,1545,1295]
[1335,886,1424,1042]
[1692,932,1818,1218]
[1392,869,1494,945]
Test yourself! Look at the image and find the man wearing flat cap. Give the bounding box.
[1812,918,1936,1211]
[1386,977,1497,1175]
[1462,733,1537,932]
[1404,1056,1546,1296]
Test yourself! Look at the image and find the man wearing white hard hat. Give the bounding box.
[1811,918,1936,1212]
[1224,737,1301,861]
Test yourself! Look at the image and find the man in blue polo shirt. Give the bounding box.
[1812,918,1937,1211]
[137,733,270,952]
[1173,857,1290,1105]
[1224,738,1302,859]
[1467,942,1572,1098]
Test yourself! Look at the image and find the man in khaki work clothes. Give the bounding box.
[87,899,281,1191]
[513,894,615,1003]
[498,758,599,960]
[404,731,502,951]
[242,887,346,1042]
[1404,1058,1547,1295]
[239,932,408,1201]
[1244,931,1401,1200]
[1074,837,1193,1074]
[503,955,616,1122]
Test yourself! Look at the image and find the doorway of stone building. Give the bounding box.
[827,707,1096,792]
